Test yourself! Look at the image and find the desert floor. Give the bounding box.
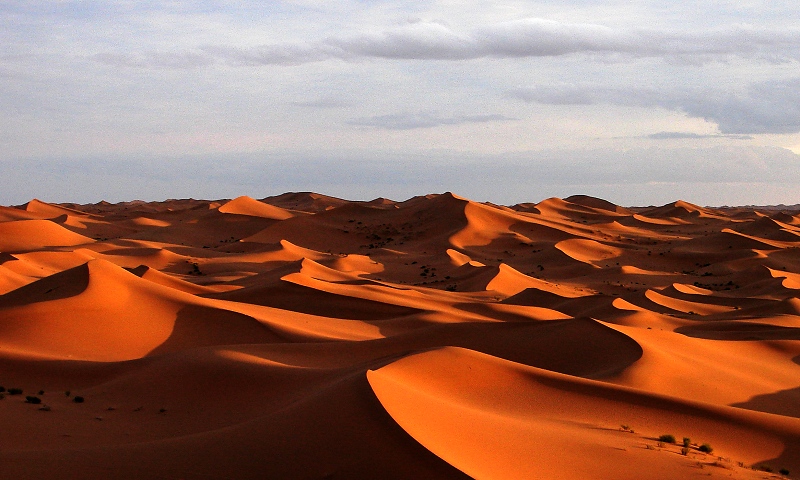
[0,192,798,479]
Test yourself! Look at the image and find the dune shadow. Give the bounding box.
[403,318,644,379]
[731,386,800,418]
[0,262,89,309]
[209,281,423,321]
[147,304,287,356]
[675,321,800,340]
[752,441,800,479]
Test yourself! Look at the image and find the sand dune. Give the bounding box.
[0,192,799,479]
[368,347,800,480]
[0,219,94,252]
[218,195,296,220]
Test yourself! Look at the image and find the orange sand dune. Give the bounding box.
[449,197,533,249]
[770,267,800,289]
[24,198,91,218]
[1,192,799,479]
[0,219,94,252]
[368,347,800,480]
[644,288,738,315]
[0,262,35,294]
[533,196,624,220]
[642,200,729,220]
[128,265,234,294]
[732,216,800,241]
[555,238,622,266]
[218,195,296,220]
[261,191,349,212]
[0,259,279,360]
[565,194,633,214]
[0,205,45,222]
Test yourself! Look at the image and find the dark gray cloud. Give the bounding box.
[347,112,515,130]
[512,77,800,134]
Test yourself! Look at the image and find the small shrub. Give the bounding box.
[680,447,689,456]
[682,437,691,447]
[8,388,22,395]
[758,465,773,473]
[658,434,676,444]
[73,396,85,403]
[698,443,713,454]
[65,390,71,397]
[38,390,44,395]
[25,396,41,404]
[779,468,790,476]
[0,386,5,392]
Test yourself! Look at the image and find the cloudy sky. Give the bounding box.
[2,1,799,206]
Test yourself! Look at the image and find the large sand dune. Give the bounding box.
[0,193,799,479]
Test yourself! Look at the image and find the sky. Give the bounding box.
[2,1,800,206]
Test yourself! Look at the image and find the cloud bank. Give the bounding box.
[512,77,800,134]
[92,19,800,68]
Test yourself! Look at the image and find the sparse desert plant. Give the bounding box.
[38,390,44,395]
[658,434,676,444]
[757,465,773,472]
[712,458,734,470]
[25,396,41,404]
[779,468,790,476]
[65,390,71,397]
[0,386,5,392]
[73,396,85,403]
[682,437,691,447]
[698,443,713,454]
[8,388,22,395]
[680,447,689,456]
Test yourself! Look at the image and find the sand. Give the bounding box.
[0,193,798,479]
